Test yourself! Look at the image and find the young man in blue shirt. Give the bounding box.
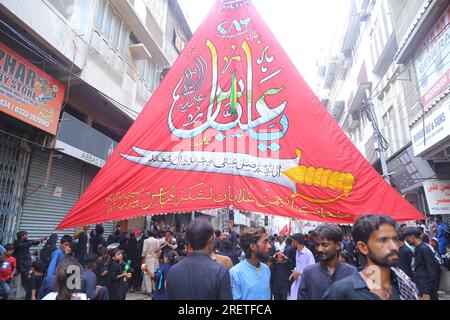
[45,235,73,280]
[230,227,271,300]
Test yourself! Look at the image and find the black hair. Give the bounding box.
[315,224,344,243]
[417,226,424,234]
[436,215,442,221]
[83,253,97,268]
[352,214,397,244]
[220,238,232,250]
[403,227,422,239]
[240,228,266,259]
[61,235,73,245]
[308,230,318,236]
[291,233,306,245]
[165,251,178,265]
[16,230,28,240]
[186,218,214,251]
[397,228,406,242]
[339,250,351,263]
[97,246,107,257]
[164,229,174,236]
[109,248,122,258]
[4,244,14,251]
[32,259,46,273]
[215,230,222,238]
[148,230,158,238]
[95,224,104,235]
[285,237,293,245]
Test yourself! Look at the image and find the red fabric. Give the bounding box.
[279,224,289,235]
[0,256,16,281]
[57,0,424,230]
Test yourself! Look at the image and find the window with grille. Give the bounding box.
[95,0,129,55]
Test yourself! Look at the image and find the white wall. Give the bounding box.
[322,0,413,162]
[0,0,186,120]
[0,0,92,69]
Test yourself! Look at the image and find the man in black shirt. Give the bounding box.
[166,218,232,300]
[397,229,413,278]
[298,224,356,300]
[13,231,45,299]
[307,230,318,261]
[90,224,106,255]
[219,238,239,266]
[284,237,297,273]
[404,227,441,300]
[344,235,357,266]
[418,226,430,244]
[228,220,240,258]
[324,214,418,300]
[214,230,222,252]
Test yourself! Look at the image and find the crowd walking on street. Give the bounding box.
[0,214,449,300]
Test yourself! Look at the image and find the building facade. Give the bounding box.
[317,0,449,221]
[0,0,191,244]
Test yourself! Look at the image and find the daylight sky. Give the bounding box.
[178,0,351,93]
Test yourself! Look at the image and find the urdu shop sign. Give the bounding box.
[55,112,118,168]
[0,42,65,134]
[423,180,450,215]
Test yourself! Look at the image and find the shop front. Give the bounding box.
[0,40,64,243]
[18,111,118,240]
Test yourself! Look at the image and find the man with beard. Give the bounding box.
[404,227,441,300]
[297,224,356,300]
[230,228,271,300]
[323,214,419,300]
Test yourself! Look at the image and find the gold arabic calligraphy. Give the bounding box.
[105,183,351,220]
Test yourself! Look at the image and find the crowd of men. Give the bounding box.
[0,214,449,300]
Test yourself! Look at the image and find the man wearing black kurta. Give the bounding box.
[404,227,441,300]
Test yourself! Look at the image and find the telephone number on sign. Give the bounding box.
[14,105,50,128]
[0,98,13,110]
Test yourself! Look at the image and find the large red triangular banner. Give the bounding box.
[57,0,423,230]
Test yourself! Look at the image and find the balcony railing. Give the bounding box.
[341,61,372,131]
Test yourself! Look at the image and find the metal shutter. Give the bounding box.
[19,149,82,239]
[0,133,31,244]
